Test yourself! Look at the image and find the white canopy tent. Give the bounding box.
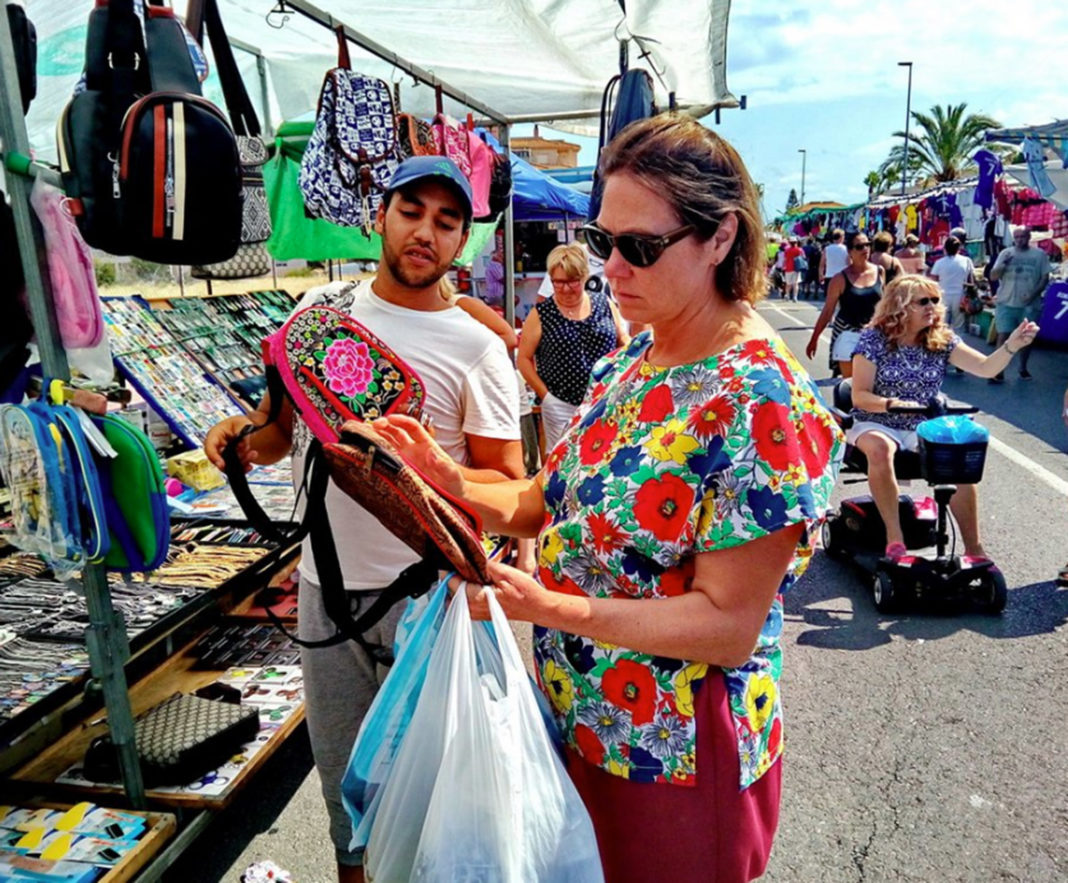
[24,0,737,160]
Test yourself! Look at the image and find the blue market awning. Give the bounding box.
[480,131,590,222]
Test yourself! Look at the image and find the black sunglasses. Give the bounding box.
[851,242,871,250]
[582,222,696,268]
[910,296,941,307]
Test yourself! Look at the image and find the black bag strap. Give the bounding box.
[186,0,260,136]
[84,0,148,96]
[252,441,439,658]
[142,0,201,95]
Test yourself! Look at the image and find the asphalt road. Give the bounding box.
[169,297,1068,883]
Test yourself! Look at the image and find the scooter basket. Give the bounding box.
[918,438,987,484]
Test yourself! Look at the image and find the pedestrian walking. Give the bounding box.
[988,226,1049,382]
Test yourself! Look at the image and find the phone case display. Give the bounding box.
[0,521,294,739]
[100,297,244,448]
[0,802,174,882]
[190,619,300,669]
[179,463,297,522]
[56,664,303,799]
[151,291,294,387]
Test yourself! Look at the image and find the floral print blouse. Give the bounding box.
[533,333,844,789]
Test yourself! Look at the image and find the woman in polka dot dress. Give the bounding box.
[518,242,629,449]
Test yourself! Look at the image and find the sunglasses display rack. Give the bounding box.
[149,290,295,389]
[0,519,299,751]
[101,297,246,449]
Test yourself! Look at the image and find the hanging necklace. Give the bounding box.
[557,294,588,321]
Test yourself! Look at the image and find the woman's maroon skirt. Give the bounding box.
[565,672,782,883]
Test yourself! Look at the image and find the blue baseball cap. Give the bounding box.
[386,156,473,225]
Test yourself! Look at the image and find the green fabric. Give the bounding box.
[264,148,383,262]
[99,417,166,570]
[456,221,497,265]
[264,123,498,266]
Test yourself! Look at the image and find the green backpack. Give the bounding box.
[92,413,170,572]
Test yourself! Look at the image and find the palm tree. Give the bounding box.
[880,103,1000,187]
[864,167,900,198]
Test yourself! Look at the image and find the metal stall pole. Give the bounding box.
[0,13,146,807]
[499,123,516,338]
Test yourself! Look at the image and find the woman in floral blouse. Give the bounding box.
[376,114,844,883]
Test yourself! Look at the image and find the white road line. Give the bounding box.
[762,302,831,342]
[762,303,1068,498]
[986,435,1068,496]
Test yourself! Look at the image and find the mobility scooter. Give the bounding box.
[822,381,1007,614]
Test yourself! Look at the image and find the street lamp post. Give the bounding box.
[798,148,806,207]
[898,61,913,196]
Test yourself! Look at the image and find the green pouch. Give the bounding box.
[92,414,170,572]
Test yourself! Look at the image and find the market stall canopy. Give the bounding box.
[1004,161,1068,212]
[985,119,1068,160]
[24,0,736,161]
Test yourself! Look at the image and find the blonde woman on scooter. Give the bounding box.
[848,275,1037,560]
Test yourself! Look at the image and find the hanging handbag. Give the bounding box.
[396,113,436,160]
[299,27,398,233]
[6,1,37,114]
[83,692,260,787]
[429,113,472,178]
[29,178,106,350]
[187,0,273,280]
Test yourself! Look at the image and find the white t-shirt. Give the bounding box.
[930,254,974,302]
[823,243,849,279]
[290,279,519,589]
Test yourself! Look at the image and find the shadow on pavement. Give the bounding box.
[788,555,1068,651]
[162,723,314,883]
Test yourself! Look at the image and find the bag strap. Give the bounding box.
[85,0,147,96]
[142,0,201,95]
[186,0,260,136]
[335,24,350,69]
[259,442,440,658]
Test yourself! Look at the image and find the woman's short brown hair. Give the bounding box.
[598,113,765,304]
[869,274,953,351]
[546,242,589,281]
[872,231,894,253]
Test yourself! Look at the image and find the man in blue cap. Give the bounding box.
[205,156,521,882]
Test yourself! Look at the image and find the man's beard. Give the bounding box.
[381,233,452,289]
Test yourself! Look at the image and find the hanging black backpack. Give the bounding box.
[587,68,657,222]
[6,1,37,114]
[57,0,242,264]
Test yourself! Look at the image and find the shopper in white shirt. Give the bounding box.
[204,157,522,883]
[819,228,849,293]
[929,236,975,333]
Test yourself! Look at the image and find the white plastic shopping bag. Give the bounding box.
[364,588,604,883]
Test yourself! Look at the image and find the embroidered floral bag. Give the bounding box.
[262,304,425,444]
[396,113,437,160]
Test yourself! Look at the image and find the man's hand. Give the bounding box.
[204,415,258,472]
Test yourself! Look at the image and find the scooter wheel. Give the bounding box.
[978,569,1008,614]
[820,518,845,560]
[872,569,899,613]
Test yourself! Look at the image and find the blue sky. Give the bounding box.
[521,1,1064,222]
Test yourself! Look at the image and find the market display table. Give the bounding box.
[10,635,304,812]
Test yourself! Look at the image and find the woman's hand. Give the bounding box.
[372,414,465,497]
[204,415,258,472]
[1007,319,1039,353]
[453,560,549,622]
[805,336,819,360]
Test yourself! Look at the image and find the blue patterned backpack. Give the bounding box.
[299,27,398,234]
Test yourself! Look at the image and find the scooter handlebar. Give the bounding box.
[886,398,978,417]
